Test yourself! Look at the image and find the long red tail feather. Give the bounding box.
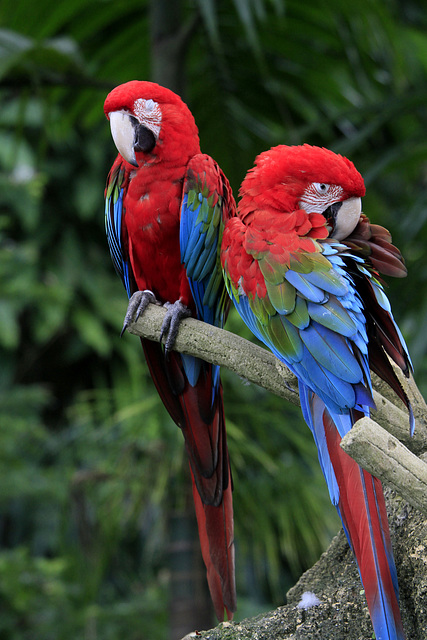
[323,407,405,640]
[141,338,236,619]
[191,469,236,619]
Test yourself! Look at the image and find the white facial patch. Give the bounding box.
[299,183,344,214]
[299,182,362,239]
[133,98,162,139]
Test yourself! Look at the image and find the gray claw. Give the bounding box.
[160,300,191,354]
[121,290,158,336]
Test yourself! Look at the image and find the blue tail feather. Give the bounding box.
[299,381,405,640]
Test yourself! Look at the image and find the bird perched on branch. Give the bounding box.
[221,143,412,639]
[104,80,236,620]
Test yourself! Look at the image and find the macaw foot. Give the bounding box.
[121,289,158,337]
[160,300,191,355]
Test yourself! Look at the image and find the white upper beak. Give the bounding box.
[109,110,137,166]
[331,197,362,240]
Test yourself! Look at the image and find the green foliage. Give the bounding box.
[1,0,427,637]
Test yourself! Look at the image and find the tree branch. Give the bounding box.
[340,417,427,514]
[125,303,427,457]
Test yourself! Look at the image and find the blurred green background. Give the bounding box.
[1,0,427,638]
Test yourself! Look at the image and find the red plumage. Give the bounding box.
[104,81,236,620]
[222,144,411,639]
[323,406,404,637]
[104,84,199,307]
[238,144,365,223]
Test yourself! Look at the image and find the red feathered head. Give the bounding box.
[104,81,200,166]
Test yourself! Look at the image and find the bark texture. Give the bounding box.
[199,492,427,639]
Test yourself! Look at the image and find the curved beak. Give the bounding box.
[330,197,362,240]
[109,111,138,167]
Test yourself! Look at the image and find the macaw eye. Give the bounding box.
[313,182,329,194]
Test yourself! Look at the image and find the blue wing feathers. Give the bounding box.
[179,157,232,391]
[229,239,389,415]
[307,298,357,337]
[180,160,229,331]
[184,229,209,276]
[300,269,348,297]
[284,271,328,303]
[294,349,357,411]
[285,295,310,329]
[300,323,363,383]
[105,168,133,299]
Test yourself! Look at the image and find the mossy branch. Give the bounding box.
[341,417,427,514]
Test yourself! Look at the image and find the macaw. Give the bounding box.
[221,144,413,639]
[104,81,236,620]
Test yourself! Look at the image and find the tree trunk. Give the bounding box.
[149,0,196,95]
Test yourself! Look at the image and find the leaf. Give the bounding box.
[0,300,19,348]
[73,308,111,356]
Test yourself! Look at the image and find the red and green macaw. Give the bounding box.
[221,144,413,639]
[104,81,236,620]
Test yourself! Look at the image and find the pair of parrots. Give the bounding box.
[104,80,413,639]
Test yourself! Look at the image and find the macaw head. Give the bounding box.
[239,144,366,240]
[104,80,200,167]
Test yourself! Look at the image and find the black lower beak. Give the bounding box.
[134,125,156,154]
[128,115,156,155]
[323,201,342,229]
